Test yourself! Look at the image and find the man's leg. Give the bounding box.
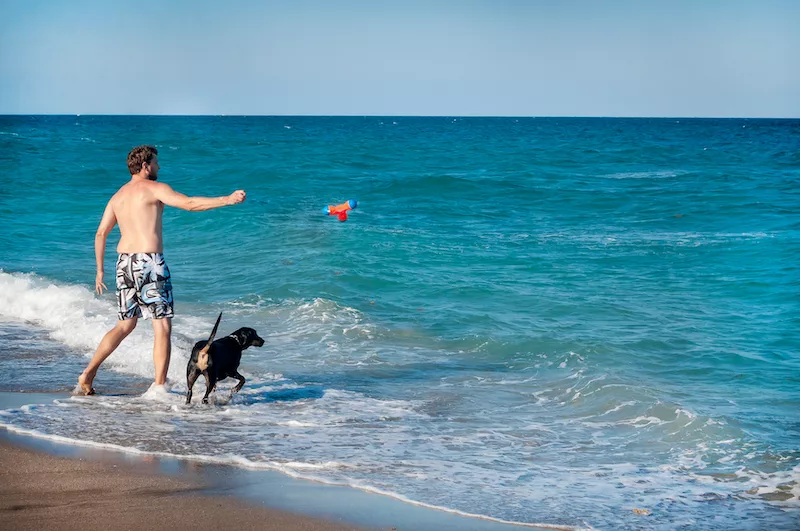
[151,317,172,386]
[78,318,138,394]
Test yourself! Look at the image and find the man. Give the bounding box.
[77,145,246,395]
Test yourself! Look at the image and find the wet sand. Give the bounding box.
[0,439,371,531]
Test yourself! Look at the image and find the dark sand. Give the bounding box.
[0,439,373,531]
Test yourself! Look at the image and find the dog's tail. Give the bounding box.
[197,312,222,371]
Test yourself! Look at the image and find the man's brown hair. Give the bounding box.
[127,145,158,175]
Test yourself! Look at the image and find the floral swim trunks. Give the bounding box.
[115,253,174,320]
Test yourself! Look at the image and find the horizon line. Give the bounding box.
[1,113,798,120]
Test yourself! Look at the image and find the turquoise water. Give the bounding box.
[1,115,798,530]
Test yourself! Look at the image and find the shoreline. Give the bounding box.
[0,433,368,531]
[0,391,565,531]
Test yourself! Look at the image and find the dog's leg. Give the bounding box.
[231,371,246,394]
[202,372,217,404]
[186,369,201,404]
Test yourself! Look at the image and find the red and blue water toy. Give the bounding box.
[323,199,358,222]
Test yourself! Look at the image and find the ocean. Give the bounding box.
[0,115,798,530]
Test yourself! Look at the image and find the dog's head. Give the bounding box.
[231,327,265,349]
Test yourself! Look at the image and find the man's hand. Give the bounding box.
[227,190,246,205]
[95,272,107,295]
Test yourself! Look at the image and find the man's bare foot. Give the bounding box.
[77,372,96,396]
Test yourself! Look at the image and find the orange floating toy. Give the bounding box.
[323,199,358,222]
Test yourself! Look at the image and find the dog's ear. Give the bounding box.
[233,328,248,345]
[246,329,258,347]
[233,328,255,348]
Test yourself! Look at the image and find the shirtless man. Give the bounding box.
[77,145,246,395]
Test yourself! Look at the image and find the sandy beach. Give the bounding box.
[0,438,370,531]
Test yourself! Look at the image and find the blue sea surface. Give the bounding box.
[1,115,798,530]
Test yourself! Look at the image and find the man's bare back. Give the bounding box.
[110,180,166,254]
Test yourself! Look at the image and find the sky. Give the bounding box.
[1,0,798,117]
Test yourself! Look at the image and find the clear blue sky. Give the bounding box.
[1,0,798,117]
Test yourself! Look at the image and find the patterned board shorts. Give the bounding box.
[116,253,174,320]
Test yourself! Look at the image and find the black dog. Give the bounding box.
[186,312,265,404]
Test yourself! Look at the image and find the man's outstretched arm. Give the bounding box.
[152,183,246,211]
[95,202,117,294]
